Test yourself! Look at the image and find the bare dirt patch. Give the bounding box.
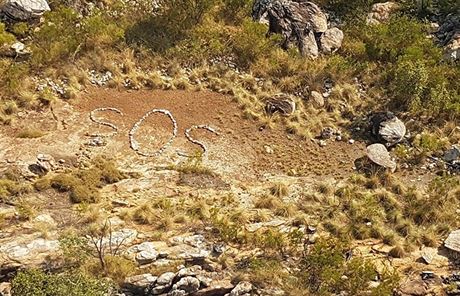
[75,87,364,179]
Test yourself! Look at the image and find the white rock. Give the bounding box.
[33,214,56,226]
[229,281,253,296]
[124,273,157,291]
[366,2,400,25]
[171,276,200,294]
[156,272,175,286]
[366,143,397,172]
[320,28,344,54]
[445,229,460,253]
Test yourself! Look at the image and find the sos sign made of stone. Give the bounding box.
[90,107,219,157]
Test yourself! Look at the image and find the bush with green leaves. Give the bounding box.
[0,22,16,45]
[11,269,111,296]
[344,15,460,119]
[126,0,218,52]
[231,18,282,69]
[400,0,460,17]
[50,157,127,204]
[316,0,379,19]
[299,239,399,295]
[218,0,253,24]
[30,6,124,67]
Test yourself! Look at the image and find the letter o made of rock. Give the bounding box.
[129,109,178,157]
[89,107,124,138]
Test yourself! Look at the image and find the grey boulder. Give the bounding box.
[320,27,344,54]
[366,143,397,172]
[370,112,406,146]
[0,0,50,22]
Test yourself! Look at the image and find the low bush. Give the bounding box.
[11,269,111,296]
[299,239,399,295]
[0,179,30,201]
[16,128,46,138]
[345,15,460,119]
[0,22,15,45]
[30,6,124,67]
[50,157,126,203]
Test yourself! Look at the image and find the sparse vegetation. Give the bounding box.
[16,128,46,138]
[11,269,111,296]
[1,0,460,294]
[49,157,126,203]
[0,178,31,202]
[298,239,399,295]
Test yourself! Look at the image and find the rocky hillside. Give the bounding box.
[0,0,460,296]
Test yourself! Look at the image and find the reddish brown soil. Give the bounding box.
[76,87,366,178]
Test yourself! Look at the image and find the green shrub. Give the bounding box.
[126,0,217,52]
[317,0,378,19]
[0,22,15,45]
[59,232,91,267]
[69,185,101,203]
[11,269,111,296]
[219,0,252,24]
[51,174,80,192]
[401,0,460,17]
[50,158,126,203]
[231,18,282,68]
[299,239,398,295]
[11,22,30,37]
[30,6,124,67]
[0,63,30,95]
[345,16,460,119]
[167,17,231,63]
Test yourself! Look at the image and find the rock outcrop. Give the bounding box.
[0,0,50,22]
[123,265,239,296]
[435,14,460,62]
[252,0,343,58]
[369,111,406,147]
[366,2,400,25]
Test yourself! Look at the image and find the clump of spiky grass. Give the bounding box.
[389,245,406,258]
[270,182,289,198]
[16,128,46,139]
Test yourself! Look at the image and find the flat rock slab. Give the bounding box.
[0,235,60,268]
[366,143,397,172]
[445,229,460,253]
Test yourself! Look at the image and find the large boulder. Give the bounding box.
[320,27,344,54]
[0,0,50,22]
[252,0,343,58]
[123,274,158,295]
[366,143,397,172]
[445,229,460,255]
[369,112,406,146]
[366,2,400,25]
